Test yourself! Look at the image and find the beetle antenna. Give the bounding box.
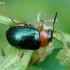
[53,37,70,48]
[53,12,58,31]
[53,37,63,44]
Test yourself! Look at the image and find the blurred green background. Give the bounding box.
[0,0,70,70]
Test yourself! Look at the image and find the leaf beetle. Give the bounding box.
[6,12,57,50]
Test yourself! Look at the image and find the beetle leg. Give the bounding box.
[22,21,29,27]
[9,17,17,24]
[29,24,34,28]
[16,19,25,25]
[9,17,24,25]
[15,20,34,27]
[9,17,34,27]
[9,17,30,26]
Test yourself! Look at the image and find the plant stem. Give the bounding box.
[0,15,16,25]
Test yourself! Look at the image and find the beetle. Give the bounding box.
[6,12,57,50]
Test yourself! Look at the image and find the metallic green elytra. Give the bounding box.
[6,26,40,50]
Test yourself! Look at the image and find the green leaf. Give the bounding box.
[56,32,70,70]
[26,66,41,70]
[36,49,67,70]
[0,45,33,70]
[56,46,70,70]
